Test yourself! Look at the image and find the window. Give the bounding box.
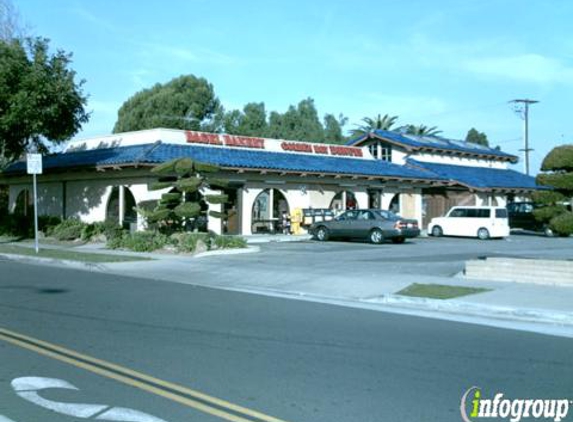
[466,209,490,218]
[358,210,374,220]
[449,208,467,218]
[380,143,392,161]
[496,209,508,218]
[339,211,358,221]
[368,144,379,159]
[368,142,392,161]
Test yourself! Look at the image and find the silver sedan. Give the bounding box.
[309,209,420,244]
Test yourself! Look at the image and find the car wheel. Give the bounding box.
[391,237,405,244]
[431,225,443,237]
[477,227,490,240]
[369,229,384,244]
[315,226,329,241]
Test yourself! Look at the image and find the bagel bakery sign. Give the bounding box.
[185,130,363,158]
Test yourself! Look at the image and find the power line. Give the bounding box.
[509,99,539,176]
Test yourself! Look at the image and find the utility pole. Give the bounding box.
[509,99,539,175]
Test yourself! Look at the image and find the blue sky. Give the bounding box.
[15,0,573,173]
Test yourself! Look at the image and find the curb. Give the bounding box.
[0,253,107,272]
[361,294,573,327]
[245,235,312,244]
[194,245,260,258]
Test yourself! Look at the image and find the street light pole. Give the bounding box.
[509,99,539,175]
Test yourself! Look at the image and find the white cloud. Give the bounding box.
[463,54,573,84]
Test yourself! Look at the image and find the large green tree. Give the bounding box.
[267,98,326,142]
[532,144,573,236]
[350,114,398,138]
[113,75,221,133]
[223,102,268,136]
[323,113,348,144]
[465,128,489,146]
[0,37,89,166]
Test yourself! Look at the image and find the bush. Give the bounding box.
[0,213,33,238]
[171,232,212,253]
[51,218,86,241]
[214,235,247,249]
[80,220,123,242]
[118,231,168,252]
[549,212,573,237]
[38,215,62,237]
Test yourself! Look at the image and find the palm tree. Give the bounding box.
[350,114,398,138]
[400,124,442,137]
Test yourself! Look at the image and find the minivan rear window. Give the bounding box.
[496,209,508,218]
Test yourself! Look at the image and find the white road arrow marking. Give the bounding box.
[95,407,170,422]
[11,376,169,422]
[12,377,108,418]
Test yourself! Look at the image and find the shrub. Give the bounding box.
[51,218,86,241]
[549,212,573,237]
[214,235,247,249]
[0,213,33,238]
[38,215,62,237]
[120,231,168,252]
[172,232,212,253]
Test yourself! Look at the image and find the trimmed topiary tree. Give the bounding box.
[533,144,573,236]
[138,158,228,233]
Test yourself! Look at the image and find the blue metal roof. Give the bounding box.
[407,159,542,190]
[3,142,441,181]
[348,130,518,161]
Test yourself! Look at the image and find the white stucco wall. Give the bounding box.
[412,152,508,169]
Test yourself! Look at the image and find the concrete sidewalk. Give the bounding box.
[4,239,573,337]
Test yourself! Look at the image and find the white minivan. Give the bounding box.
[428,206,510,240]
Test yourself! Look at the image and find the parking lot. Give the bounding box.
[247,232,573,279]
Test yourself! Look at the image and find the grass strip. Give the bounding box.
[396,283,491,300]
[0,244,151,263]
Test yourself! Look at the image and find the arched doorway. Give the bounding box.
[106,186,137,228]
[14,189,32,216]
[389,194,400,214]
[329,191,356,212]
[251,189,289,234]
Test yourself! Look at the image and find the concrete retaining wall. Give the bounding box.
[465,257,573,286]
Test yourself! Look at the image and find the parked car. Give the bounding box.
[428,206,510,240]
[506,202,553,236]
[309,209,420,244]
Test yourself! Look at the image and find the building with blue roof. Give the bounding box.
[1,128,542,234]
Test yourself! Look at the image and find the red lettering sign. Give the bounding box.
[185,131,223,145]
[186,131,265,149]
[313,145,328,154]
[281,142,313,153]
[329,146,363,157]
[224,135,265,149]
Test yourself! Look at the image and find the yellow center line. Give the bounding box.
[0,327,292,422]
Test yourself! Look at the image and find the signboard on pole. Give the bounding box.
[27,153,42,253]
[27,154,43,175]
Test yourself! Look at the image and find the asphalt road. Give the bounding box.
[1,260,572,422]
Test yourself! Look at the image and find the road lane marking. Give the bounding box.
[12,377,168,422]
[0,417,18,422]
[12,377,108,418]
[0,327,290,422]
